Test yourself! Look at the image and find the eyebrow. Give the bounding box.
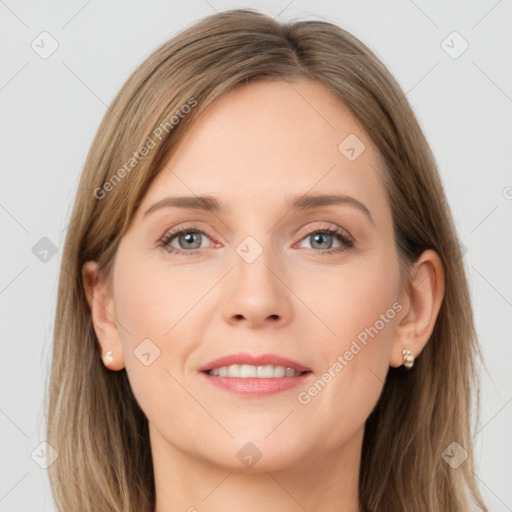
[143,193,374,225]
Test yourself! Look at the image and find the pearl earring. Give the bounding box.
[102,350,113,367]
[402,349,414,369]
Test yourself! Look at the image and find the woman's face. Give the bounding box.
[106,79,406,471]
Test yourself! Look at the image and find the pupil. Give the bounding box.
[180,232,201,249]
[312,233,332,249]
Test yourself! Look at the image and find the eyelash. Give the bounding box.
[157,223,355,257]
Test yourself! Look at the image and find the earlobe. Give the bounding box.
[81,261,125,371]
[389,250,445,368]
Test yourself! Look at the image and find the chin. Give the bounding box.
[194,433,314,474]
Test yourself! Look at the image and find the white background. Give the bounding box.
[0,1,511,510]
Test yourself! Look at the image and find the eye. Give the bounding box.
[296,226,354,255]
[158,225,214,256]
[157,224,354,257]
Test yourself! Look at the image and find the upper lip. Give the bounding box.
[199,352,312,373]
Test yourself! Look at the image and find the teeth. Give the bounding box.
[207,364,303,378]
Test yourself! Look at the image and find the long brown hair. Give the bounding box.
[46,8,488,511]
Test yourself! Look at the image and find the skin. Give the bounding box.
[83,79,444,512]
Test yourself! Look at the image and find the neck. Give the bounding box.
[151,423,363,512]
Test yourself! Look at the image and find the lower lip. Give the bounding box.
[200,371,313,396]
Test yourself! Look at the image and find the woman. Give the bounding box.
[47,8,489,512]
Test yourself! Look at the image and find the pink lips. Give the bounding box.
[198,352,312,373]
[198,352,313,396]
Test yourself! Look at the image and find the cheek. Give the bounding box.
[301,253,399,353]
[293,255,399,430]
[111,252,199,422]
[112,250,216,401]
[112,250,201,341]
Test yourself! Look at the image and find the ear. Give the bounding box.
[82,261,125,370]
[389,249,445,368]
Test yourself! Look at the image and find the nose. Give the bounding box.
[222,248,294,329]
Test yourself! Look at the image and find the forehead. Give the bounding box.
[139,79,388,218]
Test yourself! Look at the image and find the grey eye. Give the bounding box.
[309,232,334,250]
[176,232,204,250]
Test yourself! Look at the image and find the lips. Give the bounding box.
[198,352,312,373]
